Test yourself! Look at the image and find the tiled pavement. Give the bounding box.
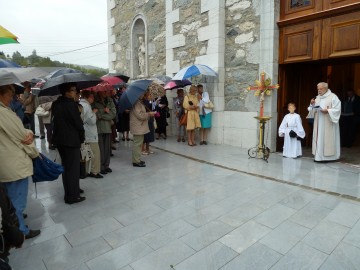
[9,137,360,270]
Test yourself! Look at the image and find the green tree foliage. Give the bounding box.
[6,51,107,77]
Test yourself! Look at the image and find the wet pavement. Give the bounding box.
[9,136,360,270]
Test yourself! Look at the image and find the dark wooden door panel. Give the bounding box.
[323,0,360,10]
[322,11,360,58]
[280,21,322,63]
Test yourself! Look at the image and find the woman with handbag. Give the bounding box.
[0,84,41,239]
[183,85,201,146]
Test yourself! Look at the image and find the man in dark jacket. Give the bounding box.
[52,83,85,204]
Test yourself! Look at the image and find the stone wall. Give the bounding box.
[224,0,260,112]
[110,0,167,77]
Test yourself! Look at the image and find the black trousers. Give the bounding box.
[57,146,80,200]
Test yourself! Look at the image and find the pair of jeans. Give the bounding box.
[3,178,29,235]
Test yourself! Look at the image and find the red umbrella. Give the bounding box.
[84,82,114,92]
[101,76,124,85]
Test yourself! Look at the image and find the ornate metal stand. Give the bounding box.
[248,116,271,162]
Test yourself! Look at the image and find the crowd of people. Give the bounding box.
[0,80,216,265]
[2,77,359,268]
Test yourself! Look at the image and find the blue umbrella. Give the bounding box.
[119,80,152,113]
[172,64,217,80]
[0,59,21,68]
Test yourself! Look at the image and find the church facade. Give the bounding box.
[106,0,360,150]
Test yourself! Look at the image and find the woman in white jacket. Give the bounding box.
[79,90,103,178]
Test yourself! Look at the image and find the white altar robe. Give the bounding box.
[308,89,341,161]
[278,113,305,158]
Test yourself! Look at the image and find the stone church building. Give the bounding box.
[106,0,360,151]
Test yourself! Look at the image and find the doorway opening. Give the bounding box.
[277,57,360,164]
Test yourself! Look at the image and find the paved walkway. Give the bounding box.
[9,137,360,270]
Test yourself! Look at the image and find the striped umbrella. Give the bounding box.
[172,64,217,80]
[0,25,19,45]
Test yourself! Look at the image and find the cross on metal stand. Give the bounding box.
[248,116,271,162]
[247,72,279,162]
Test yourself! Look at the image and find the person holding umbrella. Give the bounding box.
[52,83,86,204]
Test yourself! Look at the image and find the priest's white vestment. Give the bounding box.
[308,90,341,161]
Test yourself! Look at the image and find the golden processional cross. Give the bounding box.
[247,72,279,162]
[247,72,279,118]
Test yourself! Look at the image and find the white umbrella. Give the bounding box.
[172,64,217,80]
[0,67,49,86]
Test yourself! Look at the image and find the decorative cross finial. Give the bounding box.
[247,72,280,117]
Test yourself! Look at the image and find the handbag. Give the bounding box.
[35,105,49,117]
[204,101,214,109]
[179,111,188,126]
[32,153,64,183]
[80,143,94,162]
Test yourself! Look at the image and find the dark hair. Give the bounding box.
[59,83,77,96]
[81,90,93,99]
[288,102,296,107]
[0,84,15,96]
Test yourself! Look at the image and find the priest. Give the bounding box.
[308,82,341,162]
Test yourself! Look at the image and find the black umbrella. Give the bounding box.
[103,73,130,83]
[39,73,102,96]
[118,80,152,113]
[45,68,82,79]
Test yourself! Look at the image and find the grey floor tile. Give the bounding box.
[67,263,91,270]
[43,238,112,270]
[271,242,328,270]
[149,204,198,227]
[181,220,235,251]
[290,202,333,229]
[326,202,360,227]
[29,223,69,245]
[219,220,271,253]
[142,219,196,250]
[175,241,238,270]
[319,242,360,270]
[103,219,159,248]
[65,217,123,246]
[114,204,164,226]
[260,221,310,254]
[252,189,293,210]
[343,219,360,248]
[254,204,296,229]
[302,220,350,254]
[86,239,153,270]
[220,242,282,270]
[183,204,228,227]
[279,190,318,210]
[130,239,195,270]
[219,202,264,227]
